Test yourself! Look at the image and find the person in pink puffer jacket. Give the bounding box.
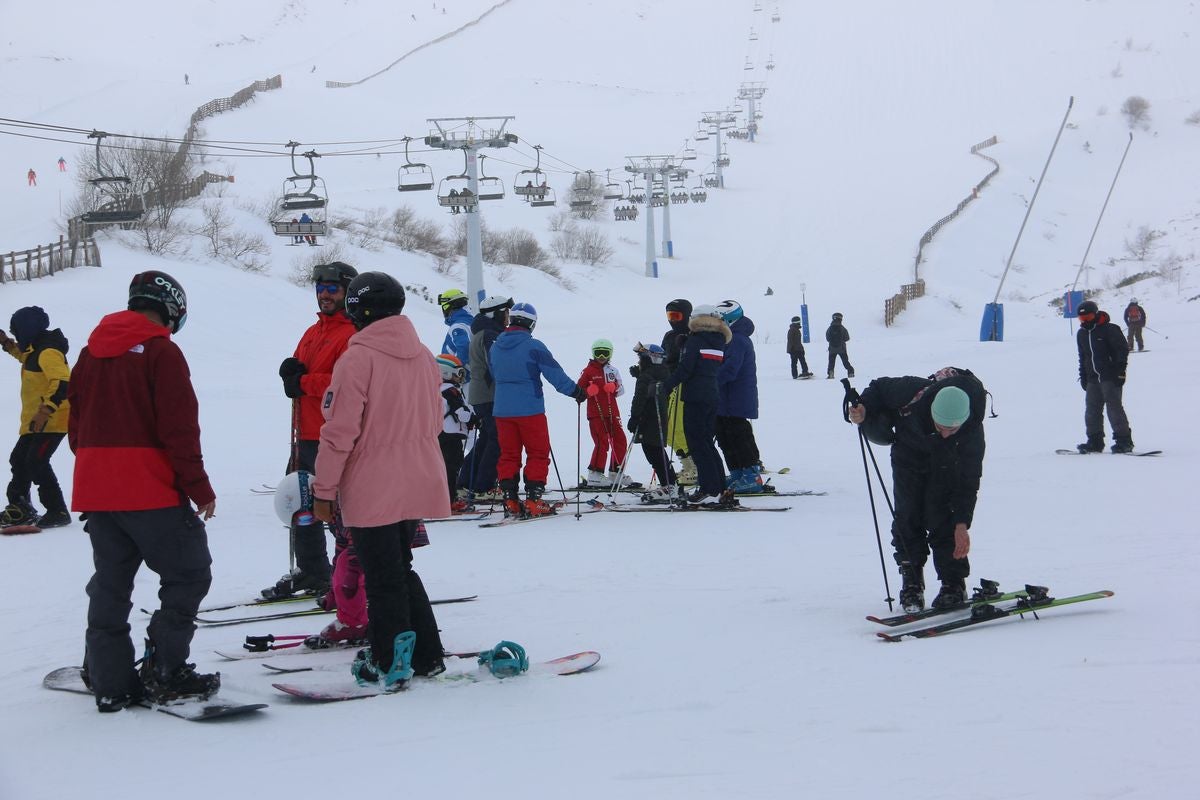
[312,271,450,690]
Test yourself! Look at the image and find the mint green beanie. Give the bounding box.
[931,386,971,427]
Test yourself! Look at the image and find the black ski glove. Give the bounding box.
[280,358,308,399]
[573,386,588,404]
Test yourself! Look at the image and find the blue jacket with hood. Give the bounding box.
[488,328,579,417]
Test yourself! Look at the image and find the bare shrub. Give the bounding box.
[389,206,453,262]
[450,216,501,263]
[497,228,550,269]
[575,227,614,265]
[1121,96,1151,129]
[289,242,349,286]
[1124,225,1165,261]
[546,211,573,232]
[1185,109,1200,126]
[551,224,581,260]
[566,174,607,220]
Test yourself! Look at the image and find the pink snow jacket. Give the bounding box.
[314,315,450,526]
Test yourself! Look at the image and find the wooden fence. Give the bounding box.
[2,237,101,283]
[885,136,999,327]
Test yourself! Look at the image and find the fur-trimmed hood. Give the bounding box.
[689,314,732,343]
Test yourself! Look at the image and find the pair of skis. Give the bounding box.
[868,582,1114,641]
[187,595,478,628]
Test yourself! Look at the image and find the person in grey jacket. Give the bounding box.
[458,295,513,505]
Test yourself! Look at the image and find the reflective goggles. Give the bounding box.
[666,310,685,322]
[315,282,342,295]
[592,349,613,360]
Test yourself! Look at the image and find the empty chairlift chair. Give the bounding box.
[476,155,505,201]
[79,131,145,226]
[397,137,434,192]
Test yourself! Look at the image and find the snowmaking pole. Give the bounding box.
[426,116,516,308]
[981,97,1073,342]
[1066,132,1134,332]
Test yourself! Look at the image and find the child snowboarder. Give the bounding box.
[0,306,72,530]
[627,344,677,501]
[578,338,632,488]
[825,312,854,379]
[436,353,474,509]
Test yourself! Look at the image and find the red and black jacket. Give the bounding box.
[293,311,356,440]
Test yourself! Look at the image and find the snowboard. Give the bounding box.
[42,667,268,721]
[271,651,601,702]
[1,524,41,535]
[1055,449,1162,457]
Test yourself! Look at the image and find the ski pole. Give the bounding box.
[651,381,678,500]
[842,379,899,610]
[1144,325,1168,339]
[575,403,583,519]
[287,398,300,574]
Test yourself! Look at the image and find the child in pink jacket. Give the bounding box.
[313,271,449,691]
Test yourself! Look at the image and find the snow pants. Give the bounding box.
[7,432,67,512]
[352,520,442,674]
[496,413,552,485]
[84,506,212,701]
[330,532,366,630]
[889,460,970,583]
[682,400,724,495]
[290,440,331,581]
[715,416,760,472]
[1084,380,1131,443]
[587,415,627,472]
[664,388,689,456]
[789,352,809,378]
[827,347,853,376]
[1126,325,1144,351]
[459,401,499,493]
[439,432,466,503]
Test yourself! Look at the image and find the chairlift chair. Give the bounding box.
[569,171,596,210]
[278,144,328,213]
[514,145,552,201]
[601,169,623,200]
[766,56,776,71]
[749,28,759,42]
[397,137,434,192]
[528,186,557,208]
[476,154,505,201]
[79,131,145,226]
[744,57,753,71]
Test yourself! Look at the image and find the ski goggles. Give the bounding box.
[315,282,342,295]
[666,310,685,322]
[592,348,613,360]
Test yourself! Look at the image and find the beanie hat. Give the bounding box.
[930,386,971,427]
[790,316,801,323]
[10,306,50,350]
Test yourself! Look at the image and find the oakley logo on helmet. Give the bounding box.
[153,275,184,307]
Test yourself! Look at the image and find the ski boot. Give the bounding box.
[931,579,968,610]
[606,470,635,488]
[1111,432,1134,454]
[729,465,765,494]
[139,638,219,704]
[677,455,698,486]
[0,500,38,527]
[522,481,556,517]
[261,567,329,600]
[716,489,741,508]
[898,563,925,613]
[499,478,523,518]
[585,469,608,487]
[1076,438,1104,454]
[304,619,368,649]
[35,508,72,528]
[352,631,415,692]
[847,367,855,378]
[640,486,674,504]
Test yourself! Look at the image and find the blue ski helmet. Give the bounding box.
[509,302,537,330]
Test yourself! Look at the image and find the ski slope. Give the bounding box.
[1,1,1197,798]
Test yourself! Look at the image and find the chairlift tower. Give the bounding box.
[625,156,685,276]
[738,83,767,143]
[425,116,517,308]
[700,112,736,188]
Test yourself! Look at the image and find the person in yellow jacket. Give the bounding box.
[0,306,71,528]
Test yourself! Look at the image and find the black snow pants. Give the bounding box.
[682,400,725,495]
[439,432,466,503]
[7,432,67,511]
[290,439,332,580]
[715,416,760,472]
[889,459,970,584]
[85,506,212,700]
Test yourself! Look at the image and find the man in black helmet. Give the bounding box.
[1075,300,1133,453]
[786,315,812,379]
[264,261,358,600]
[825,312,854,379]
[69,271,220,711]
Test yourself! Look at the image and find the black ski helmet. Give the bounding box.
[1076,300,1099,317]
[128,270,188,333]
[345,271,405,329]
[790,315,801,323]
[666,298,692,319]
[312,261,358,287]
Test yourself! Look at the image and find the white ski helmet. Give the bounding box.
[273,470,316,527]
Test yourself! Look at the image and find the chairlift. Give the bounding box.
[680,139,697,161]
[749,28,759,42]
[529,186,557,208]
[602,169,623,200]
[695,125,711,142]
[569,171,596,210]
[397,137,434,192]
[744,57,753,71]
[437,150,479,213]
[278,143,328,213]
[514,144,552,202]
[79,131,144,226]
[476,154,505,201]
[766,55,776,71]
[771,7,781,23]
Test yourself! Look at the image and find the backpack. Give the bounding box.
[1126,306,1143,324]
[861,367,988,446]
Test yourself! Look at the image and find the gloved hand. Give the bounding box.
[629,365,640,379]
[586,383,600,397]
[467,413,481,430]
[626,417,636,433]
[280,357,308,399]
[313,497,335,524]
[0,330,14,353]
[29,403,55,433]
[1079,375,1087,391]
[573,386,588,404]
[1116,374,1126,387]
[603,382,617,394]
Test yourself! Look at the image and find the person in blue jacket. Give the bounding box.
[437,289,474,386]
[661,305,733,504]
[488,302,586,518]
[714,300,763,493]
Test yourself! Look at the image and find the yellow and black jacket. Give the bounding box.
[4,329,70,435]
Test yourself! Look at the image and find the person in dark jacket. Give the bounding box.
[714,301,763,493]
[1123,298,1146,352]
[825,312,854,379]
[1075,300,1133,453]
[661,305,733,503]
[0,306,71,528]
[786,315,812,378]
[849,368,987,612]
[70,271,219,712]
[627,344,676,500]
[458,295,512,507]
[266,262,358,601]
[660,299,694,482]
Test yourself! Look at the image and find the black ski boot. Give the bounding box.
[0,500,38,527]
[499,478,523,518]
[931,579,967,610]
[898,563,925,613]
[1076,438,1104,454]
[1111,432,1134,454]
[36,509,72,528]
[139,639,220,705]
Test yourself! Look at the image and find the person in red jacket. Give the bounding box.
[577,338,632,488]
[69,270,219,712]
[264,262,358,600]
